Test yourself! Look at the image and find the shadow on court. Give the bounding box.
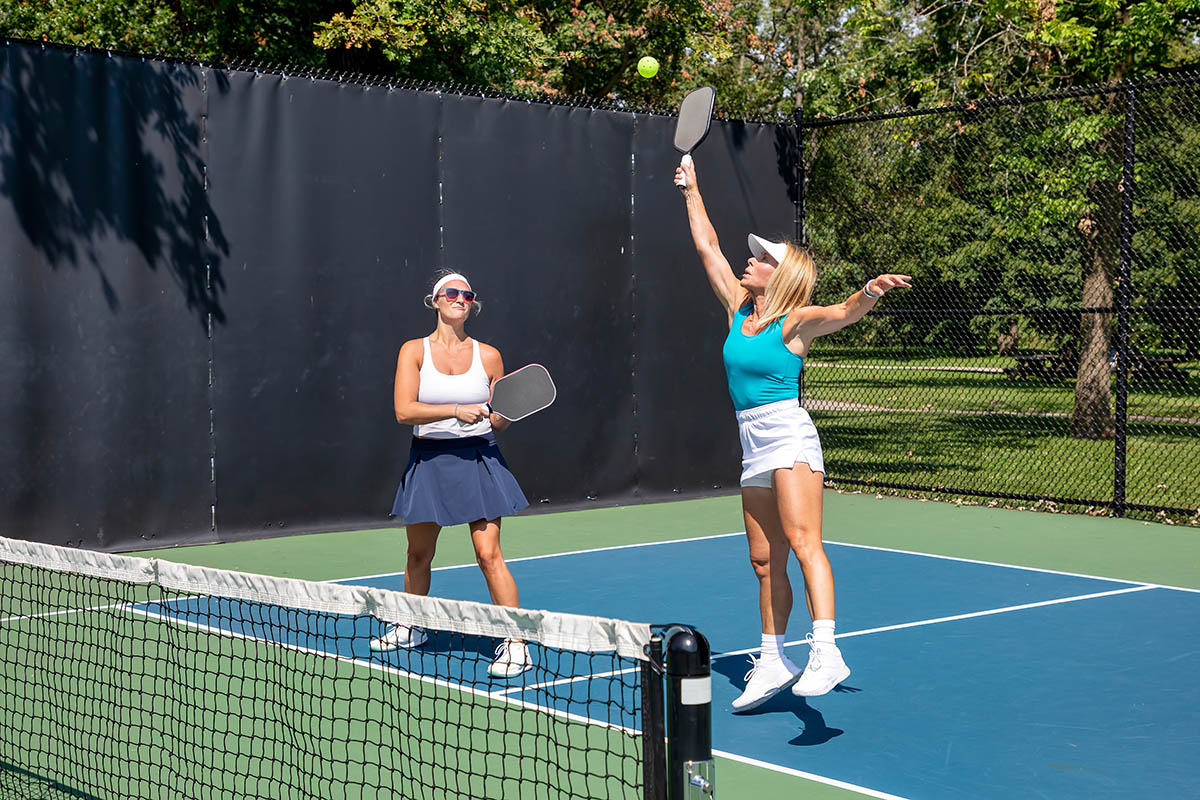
[711,656,849,746]
[0,760,101,800]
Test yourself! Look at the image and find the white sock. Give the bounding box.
[760,633,786,664]
[812,619,836,646]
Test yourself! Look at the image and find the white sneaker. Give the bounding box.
[791,635,850,697]
[731,654,803,712]
[369,624,427,651]
[488,639,532,679]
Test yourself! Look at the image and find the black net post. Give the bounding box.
[642,635,667,800]
[664,627,714,800]
[1113,85,1137,518]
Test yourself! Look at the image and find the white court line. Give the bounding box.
[332,531,746,584]
[493,665,640,696]
[825,539,1200,594]
[325,529,1195,691]
[480,583,1165,694]
[0,601,129,626]
[714,750,912,800]
[711,585,1158,660]
[331,530,1200,595]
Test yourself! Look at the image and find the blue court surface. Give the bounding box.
[143,533,1200,799]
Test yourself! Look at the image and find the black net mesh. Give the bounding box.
[0,541,662,799]
[799,77,1200,522]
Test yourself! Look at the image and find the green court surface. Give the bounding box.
[129,491,1200,799]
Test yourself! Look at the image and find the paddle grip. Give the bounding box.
[674,154,692,188]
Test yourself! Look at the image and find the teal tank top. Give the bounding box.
[722,304,804,412]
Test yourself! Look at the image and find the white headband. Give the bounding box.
[431,273,472,298]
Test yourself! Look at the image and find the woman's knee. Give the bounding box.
[788,528,827,564]
[473,540,506,571]
[407,546,435,569]
[748,544,790,580]
[747,552,771,580]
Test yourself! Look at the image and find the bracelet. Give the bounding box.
[863,280,882,299]
[453,403,459,420]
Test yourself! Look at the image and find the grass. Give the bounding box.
[807,349,1200,421]
[804,349,1200,515]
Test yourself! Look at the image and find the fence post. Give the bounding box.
[795,99,807,404]
[1113,85,1136,517]
[794,100,807,248]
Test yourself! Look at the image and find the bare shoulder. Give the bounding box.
[787,303,824,324]
[398,338,424,364]
[477,341,505,374]
[782,303,825,336]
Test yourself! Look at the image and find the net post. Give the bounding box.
[665,627,714,799]
[642,635,667,800]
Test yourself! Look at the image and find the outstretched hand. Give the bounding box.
[870,274,913,295]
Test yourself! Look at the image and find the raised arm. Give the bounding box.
[786,274,913,347]
[676,158,741,320]
[393,340,487,426]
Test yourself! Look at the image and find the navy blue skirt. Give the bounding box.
[392,435,529,526]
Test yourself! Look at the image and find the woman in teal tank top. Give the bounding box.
[676,156,912,711]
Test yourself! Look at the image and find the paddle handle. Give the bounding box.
[674,154,692,188]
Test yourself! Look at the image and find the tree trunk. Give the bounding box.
[1071,178,1119,440]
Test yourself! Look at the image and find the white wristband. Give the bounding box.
[863,280,881,299]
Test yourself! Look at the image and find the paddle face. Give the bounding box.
[486,364,556,422]
[674,86,715,155]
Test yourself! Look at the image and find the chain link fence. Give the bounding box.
[797,73,1200,524]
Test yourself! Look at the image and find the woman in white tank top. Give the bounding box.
[370,271,532,679]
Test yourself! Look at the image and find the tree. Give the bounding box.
[1,0,350,67]
[990,0,1199,438]
[713,0,1198,439]
[311,0,734,105]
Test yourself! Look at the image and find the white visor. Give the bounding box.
[747,234,788,265]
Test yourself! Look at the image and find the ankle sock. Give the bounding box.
[760,633,786,663]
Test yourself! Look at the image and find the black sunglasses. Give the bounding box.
[439,287,477,303]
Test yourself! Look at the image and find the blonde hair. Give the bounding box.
[754,243,817,332]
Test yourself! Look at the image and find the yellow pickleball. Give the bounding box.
[637,56,659,79]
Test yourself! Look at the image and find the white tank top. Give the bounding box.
[414,337,493,439]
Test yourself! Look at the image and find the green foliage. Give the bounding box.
[2,0,349,67]
[1,0,182,54]
[8,0,1197,111]
[314,0,553,87]
[312,0,726,103]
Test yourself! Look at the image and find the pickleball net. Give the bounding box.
[0,535,667,799]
